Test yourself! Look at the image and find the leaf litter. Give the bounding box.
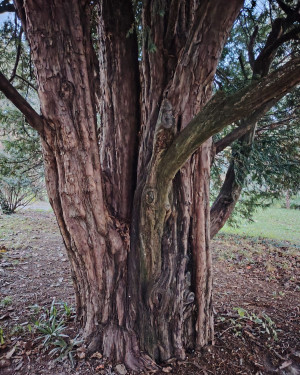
[0,210,299,374]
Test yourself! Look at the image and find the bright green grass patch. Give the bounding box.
[221,207,300,245]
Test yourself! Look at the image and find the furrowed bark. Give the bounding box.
[131,0,244,362]
[14,0,113,344]
[4,0,300,372]
[98,0,140,220]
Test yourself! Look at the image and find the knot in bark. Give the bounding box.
[145,187,157,205]
[157,98,174,129]
[59,79,75,100]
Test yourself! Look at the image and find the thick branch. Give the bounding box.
[0,0,15,13]
[210,163,242,239]
[276,0,296,16]
[158,57,300,183]
[0,71,43,134]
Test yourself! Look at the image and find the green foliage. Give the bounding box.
[0,327,5,345]
[0,16,43,214]
[60,302,75,321]
[35,318,68,348]
[0,175,40,213]
[49,335,83,367]
[212,0,300,224]
[0,106,43,214]
[0,296,12,306]
[32,299,81,366]
[221,207,300,244]
[232,307,278,341]
[218,307,278,341]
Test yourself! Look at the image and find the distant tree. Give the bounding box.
[0,17,42,213]
[0,108,43,213]
[0,0,299,371]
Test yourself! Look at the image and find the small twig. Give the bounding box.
[238,54,248,80]
[15,74,37,91]
[271,348,286,361]
[9,28,23,82]
[248,25,258,69]
[185,362,214,374]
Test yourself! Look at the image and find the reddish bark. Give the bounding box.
[0,0,298,371]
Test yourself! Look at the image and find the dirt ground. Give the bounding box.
[0,210,299,375]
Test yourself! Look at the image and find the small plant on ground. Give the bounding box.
[0,327,5,345]
[0,296,12,306]
[218,307,278,341]
[49,334,83,367]
[59,301,75,321]
[32,299,81,366]
[234,307,278,340]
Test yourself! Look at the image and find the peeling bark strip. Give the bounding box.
[1,0,300,371]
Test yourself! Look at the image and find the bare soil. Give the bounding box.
[0,210,299,375]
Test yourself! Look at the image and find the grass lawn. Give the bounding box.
[221,207,300,245]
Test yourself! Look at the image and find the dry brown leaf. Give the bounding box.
[91,351,103,359]
[5,346,16,359]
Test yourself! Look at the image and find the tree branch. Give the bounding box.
[214,98,278,155]
[0,71,44,134]
[9,27,23,82]
[0,0,15,13]
[276,0,294,16]
[157,57,300,183]
[248,25,258,69]
[238,54,248,81]
[256,115,298,135]
[14,73,37,91]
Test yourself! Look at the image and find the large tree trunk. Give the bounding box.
[126,0,243,362]
[15,1,142,367]
[13,0,243,369]
[6,0,299,371]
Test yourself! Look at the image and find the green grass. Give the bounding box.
[221,207,300,245]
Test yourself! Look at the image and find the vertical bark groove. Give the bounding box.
[98,0,141,220]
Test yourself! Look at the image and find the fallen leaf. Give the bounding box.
[0,359,10,368]
[115,363,127,374]
[91,351,103,359]
[14,361,23,371]
[77,351,86,359]
[77,347,86,360]
[279,360,292,369]
[162,366,172,373]
[0,314,10,321]
[5,346,16,359]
